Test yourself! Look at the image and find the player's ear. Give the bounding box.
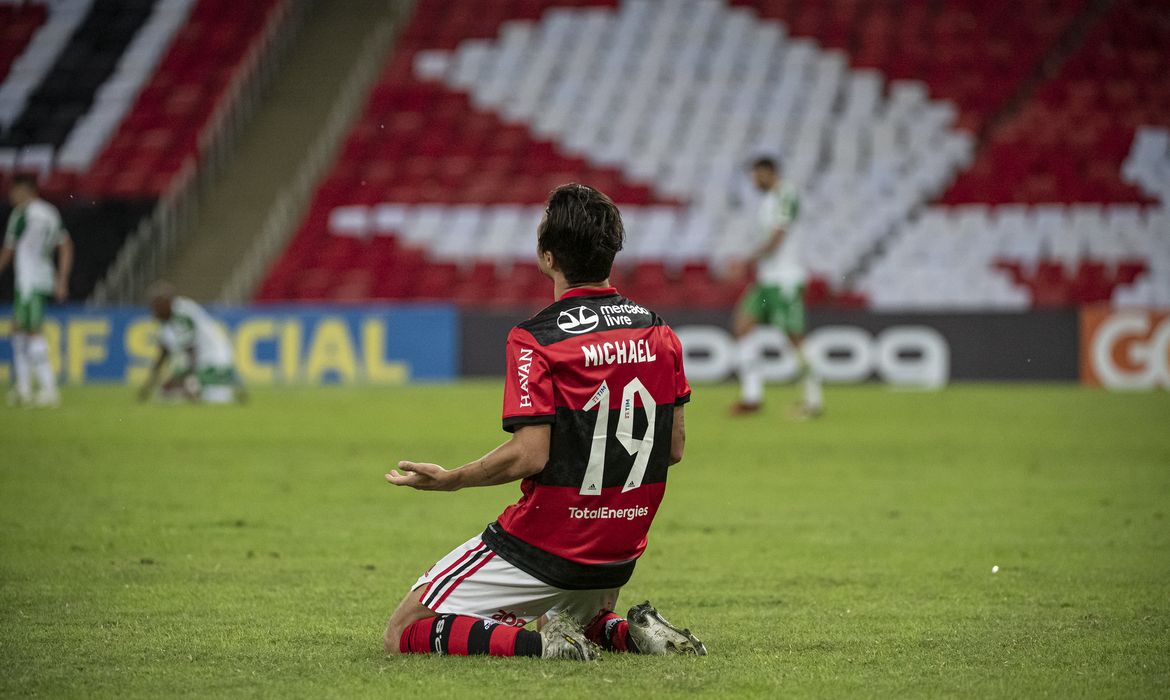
[540,249,558,272]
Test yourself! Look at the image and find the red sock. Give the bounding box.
[585,611,632,652]
[399,615,542,657]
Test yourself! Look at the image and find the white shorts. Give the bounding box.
[412,535,619,628]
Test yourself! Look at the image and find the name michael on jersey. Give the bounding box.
[581,338,657,368]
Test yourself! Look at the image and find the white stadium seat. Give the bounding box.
[319,0,1168,307]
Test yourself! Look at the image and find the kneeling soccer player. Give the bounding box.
[138,282,245,405]
[384,184,706,661]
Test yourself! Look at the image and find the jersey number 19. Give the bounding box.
[578,378,656,496]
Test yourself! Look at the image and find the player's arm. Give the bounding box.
[386,424,550,492]
[0,223,13,274]
[669,405,685,465]
[138,346,170,401]
[180,348,201,402]
[750,226,786,261]
[54,233,73,302]
[665,327,690,466]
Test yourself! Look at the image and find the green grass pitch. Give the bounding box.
[1,382,1168,698]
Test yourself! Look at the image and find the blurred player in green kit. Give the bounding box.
[138,282,246,405]
[1,174,73,407]
[730,157,822,419]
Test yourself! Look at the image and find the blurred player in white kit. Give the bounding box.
[1,174,73,408]
[138,282,245,404]
[730,156,823,418]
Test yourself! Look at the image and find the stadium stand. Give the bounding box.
[55,0,196,174]
[0,0,294,300]
[944,0,1167,205]
[861,0,1170,309]
[0,0,83,126]
[857,204,1164,309]
[1,0,156,152]
[1,0,285,195]
[254,0,1167,310]
[0,2,47,85]
[77,0,286,197]
[1,0,1165,308]
[257,0,974,307]
[734,0,1085,135]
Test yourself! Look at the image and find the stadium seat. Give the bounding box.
[0,2,47,85]
[67,0,285,196]
[944,0,1170,206]
[187,0,1164,309]
[258,0,992,306]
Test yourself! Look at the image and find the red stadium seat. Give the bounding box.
[944,0,1170,205]
[253,0,1162,310]
[0,4,46,83]
[77,0,286,198]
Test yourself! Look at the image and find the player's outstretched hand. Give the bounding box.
[385,461,459,491]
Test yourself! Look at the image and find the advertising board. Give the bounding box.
[459,308,1081,384]
[1080,306,1170,389]
[0,304,458,384]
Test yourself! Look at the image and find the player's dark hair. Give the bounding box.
[538,183,624,284]
[10,173,38,191]
[751,156,779,173]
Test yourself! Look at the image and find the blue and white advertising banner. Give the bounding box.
[0,304,458,385]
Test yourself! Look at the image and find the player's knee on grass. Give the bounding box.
[384,613,416,654]
[383,619,403,655]
[384,613,421,654]
[384,588,434,654]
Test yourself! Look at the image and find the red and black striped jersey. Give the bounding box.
[480,287,691,590]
